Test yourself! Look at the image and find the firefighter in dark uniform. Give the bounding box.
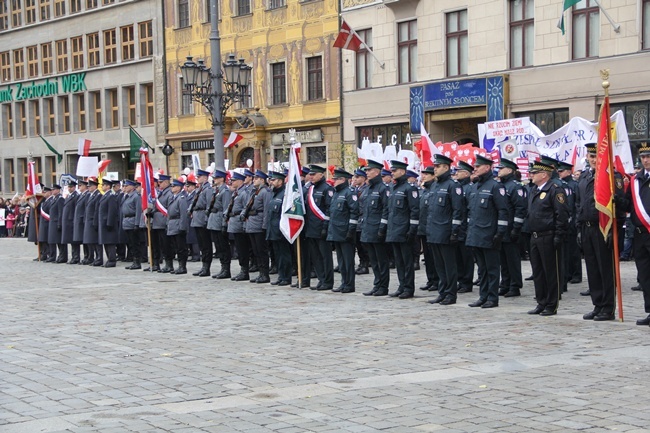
[83,179,102,266]
[265,171,292,286]
[37,187,53,261]
[407,169,422,271]
[48,184,65,263]
[558,160,582,285]
[208,170,232,279]
[327,168,359,293]
[426,155,464,305]
[72,180,89,264]
[527,161,569,316]
[303,164,335,290]
[386,160,419,299]
[61,180,79,264]
[352,168,370,275]
[496,158,527,298]
[361,159,390,296]
[624,142,650,326]
[168,178,190,275]
[418,166,439,292]
[190,169,213,277]
[577,142,624,321]
[454,161,475,293]
[465,155,509,308]
[97,180,119,267]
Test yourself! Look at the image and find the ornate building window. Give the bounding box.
[446,10,467,77]
[398,19,417,83]
[572,0,599,59]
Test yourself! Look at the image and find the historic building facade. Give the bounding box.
[0,0,165,197]
[341,0,650,156]
[164,0,342,175]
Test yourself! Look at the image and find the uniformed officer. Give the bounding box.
[150,174,173,272]
[114,181,128,262]
[465,155,509,308]
[303,164,335,291]
[327,168,359,293]
[227,171,251,281]
[184,178,200,262]
[577,142,624,321]
[190,169,213,277]
[72,180,89,264]
[527,161,569,316]
[453,161,475,293]
[426,155,464,305]
[121,179,142,269]
[97,179,119,267]
[37,187,53,261]
[208,170,233,279]
[168,178,190,275]
[83,179,102,266]
[496,158,527,298]
[624,142,650,326]
[61,180,79,264]
[27,183,46,261]
[417,166,439,292]
[385,160,419,299]
[352,168,370,275]
[265,171,292,286]
[243,170,272,284]
[557,160,581,285]
[48,184,65,263]
[360,159,390,296]
[407,169,422,271]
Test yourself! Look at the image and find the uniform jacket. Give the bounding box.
[576,168,626,225]
[227,185,248,234]
[116,191,128,244]
[184,190,198,243]
[303,177,334,238]
[61,190,78,244]
[121,191,142,231]
[327,183,360,243]
[527,181,569,237]
[167,192,189,236]
[562,176,578,235]
[354,183,368,233]
[97,191,119,245]
[417,181,434,236]
[27,201,39,243]
[152,186,172,230]
[386,176,419,243]
[624,171,650,229]
[456,177,472,242]
[359,176,389,243]
[244,185,271,234]
[500,174,528,243]
[265,184,286,241]
[465,172,509,249]
[190,182,212,228]
[47,194,64,244]
[426,171,464,244]
[37,196,52,243]
[73,191,88,243]
[207,183,232,232]
[83,189,101,244]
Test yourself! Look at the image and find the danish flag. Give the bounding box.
[333,20,364,52]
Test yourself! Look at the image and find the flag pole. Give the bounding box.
[146,215,154,272]
[361,41,385,69]
[601,70,624,322]
[297,236,303,289]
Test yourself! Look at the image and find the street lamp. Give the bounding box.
[180,1,252,171]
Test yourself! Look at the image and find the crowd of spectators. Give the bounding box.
[0,196,30,238]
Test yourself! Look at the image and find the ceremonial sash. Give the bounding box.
[631,175,650,232]
[155,199,168,217]
[307,185,328,221]
[40,208,50,221]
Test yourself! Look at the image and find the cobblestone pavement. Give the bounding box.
[1,237,650,433]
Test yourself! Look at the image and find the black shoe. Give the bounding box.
[631,285,641,291]
[389,261,395,269]
[278,281,291,286]
[498,287,509,296]
[355,267,369,275]
[504,290,521,298]
[439,297,456,305]
[363,289,377,296]
[233,272,249,281]
[55,257,67,263]
[197,268,211,277]
[104,262,116,268]
[92,261,104,267]
[481,301,498,309]
[473,278,480,285]
[468,299,486,307]
[317,285,333,291]
[333,266,339,273]
[583,308,601,320]
[270,280,281,286]
[389,291,403,298]
[249,265,259,273]
[398,292,414,299]
[67,259,79,264]
[190,257,200,262]
[213,270,231,279]
[457,287,472,293]
[332,287,342,292]
[290,283,299,288]
[569,278,581,284]
[635,315,650,326]
[580,289,591,296]
[428,295,444,304]
[539,308,556,316]
[249,276,258,283]
[372,289,388,296]
[419,284,432,291]
[256,275,271,284]
[528,305,544,315]
[524,275,534,281]
[160,266,173,273]
[269,266,278,274]
[413,263,420,271]
[310,270,317,278]
[125,263,141,270]
[341,288,355,293]
[594,311,615,321]
[174,267,187,275]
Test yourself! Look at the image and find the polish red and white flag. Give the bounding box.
[224,132,244,148]
[78,138,92,156]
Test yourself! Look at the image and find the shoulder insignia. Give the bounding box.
[412,191,418,199]
[557,193,566,204]
[328,190,334,197]
[386,190,390,197]
[517,189,524,197]
[499,188,506,196]
[352,195,357,201]
[456,187,462,195]
[615,178,623,190]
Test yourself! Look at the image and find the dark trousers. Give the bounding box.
[392,241,414,295]
[82,243,92,261]
[150,228,163,264]
[456,241,474,290]
[431,242,458,300]
[365,241,389,290]
[195,226,212,266]
[567,230,582,281]
[335,241,355,290]
[633,230,650,313]
[355,231,369,266]
[173,233,188,263]
[421,235,438,287]
[57,243,68,260]
[300,234,311,285]
[116,243,126,260]
[210,230,231,264]
[103,244,117,264]
[473,246,500,303]
[500,241,522,291]
[70,243,80,262]
[249,232,269,273]
[273,238,292,283]
[582,224,615,312]
[92,244,103,264]
[125,230,141,263]
[530,234,560,311]
[154,228,172,263]
[233,232,251,273]
[307,237,334,288]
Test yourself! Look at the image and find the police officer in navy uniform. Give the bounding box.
[303,164,335,290]
[352,168,370,275]
[83,179,102,266]
[190,169,213,277]
[454,161,475,293]
[61,180,79,264]
[418,166,439,292]
[121,179,142,269]
[577,143,624,321]
[97,179,119,267]
[48,184,65,263]
[386,160,419,299]
[496,158,527,298]
[327,168,359,293]
[73,180,89,264]
[208,170,232,279]
[426,155,464,305]
[168,178,190,275]
[465,155,509,308]
[527,161,569,316]
[265,171,292,286]
[37,187,53,261]
[557,160,582,285]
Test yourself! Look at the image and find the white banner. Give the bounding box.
[485,117,530,139]
[76,156,99,177]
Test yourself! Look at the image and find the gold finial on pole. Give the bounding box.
[600,69,610,93]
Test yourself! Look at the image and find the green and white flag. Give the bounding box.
[557,0,582,35]
[280,143,305,244]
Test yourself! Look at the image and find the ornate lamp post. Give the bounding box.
[180,1,252,171]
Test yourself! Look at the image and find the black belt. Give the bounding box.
[230,211,241,217]
[532,230,554,238]
[169,216,180,220]
[636,226,649,234]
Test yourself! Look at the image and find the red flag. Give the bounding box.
[78,138,92,156]
[595,96,614,239]
[139,148,157,212]
[224,132,244,149]
[333,20,364,52]
[25,160,42,199]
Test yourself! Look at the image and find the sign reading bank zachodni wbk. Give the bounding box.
[0,72,87,103]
